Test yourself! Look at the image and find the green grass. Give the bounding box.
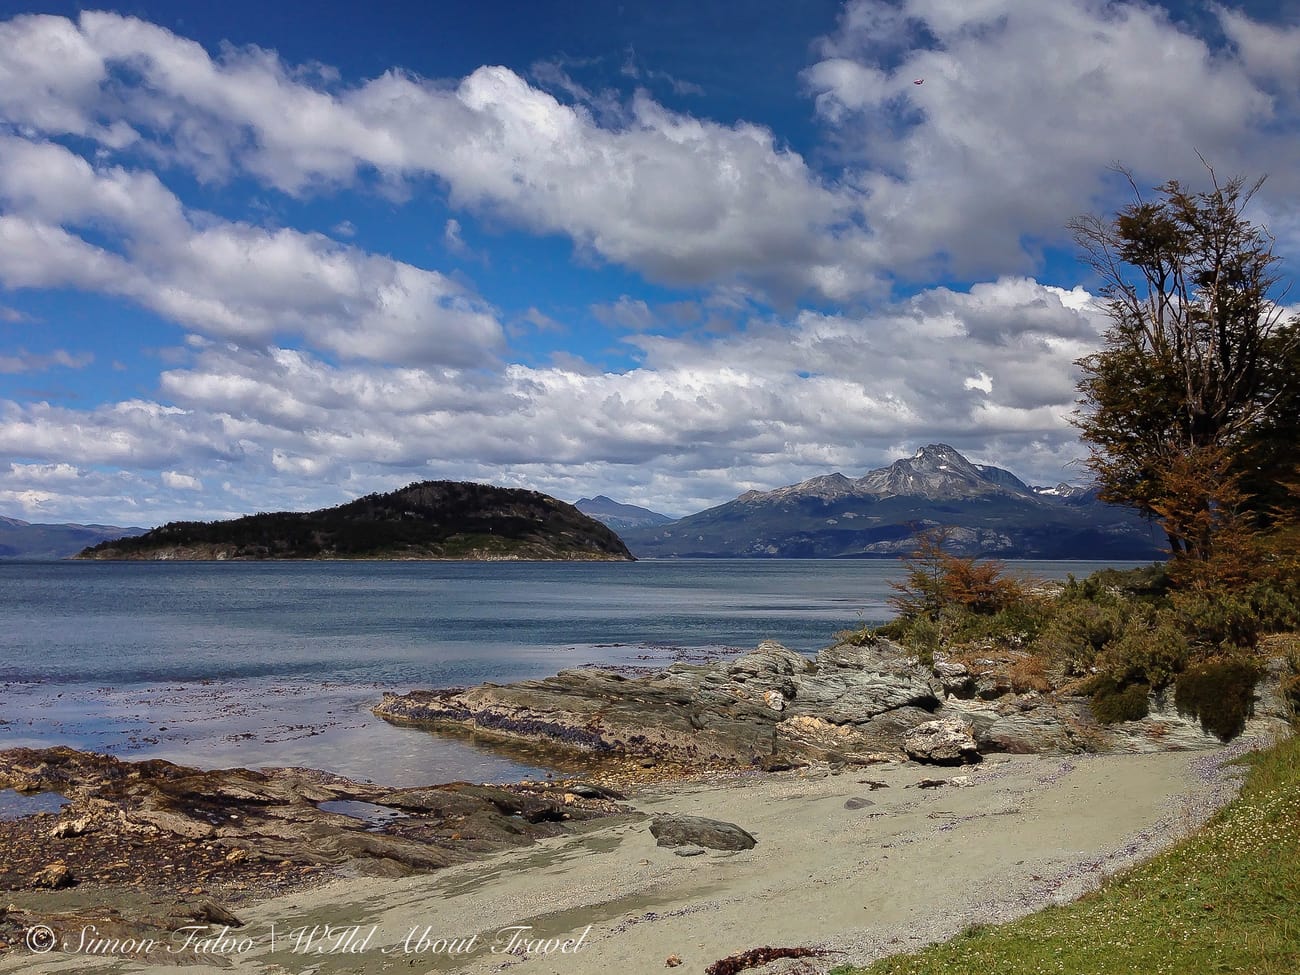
[833,733,1300,975]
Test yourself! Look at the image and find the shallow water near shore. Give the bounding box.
[0,788,69,821]
[1,559,1135,782]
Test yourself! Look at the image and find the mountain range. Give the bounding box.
[6,446,1161,562]
[0,516,146,560]
[618,444,1163,560]
[574,495,674,531]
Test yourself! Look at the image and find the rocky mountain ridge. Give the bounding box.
[621,444,1162,559]
[575,495,674,530]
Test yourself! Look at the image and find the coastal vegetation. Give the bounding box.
[864,544,1300,740]
[76,480,633,561]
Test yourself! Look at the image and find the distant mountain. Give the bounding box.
[77,481,633,561]
[621,444,1163,560]
[575,495,674,531]
[1031,482,1095,503]
[0,516,147,560]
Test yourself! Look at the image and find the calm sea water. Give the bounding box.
[0,559,1125,784]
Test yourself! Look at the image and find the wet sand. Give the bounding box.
[1,744,1250,975]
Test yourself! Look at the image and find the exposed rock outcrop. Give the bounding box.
[0,747,632,894]
[377,637,1294,767]
[902,718,980,765]
[377,640,948,766]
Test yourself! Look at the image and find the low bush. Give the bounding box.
[1174,658,1263,741]
[1006,654,1052,694]
[1095,610,1189,688]
[873,544,1297,745]
[1034,600,1126,675]
[1085,676,1151,723]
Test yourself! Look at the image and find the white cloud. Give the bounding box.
[161,470,202,491]
[0,136,504,365]
[1219,9,1300,94]
[0,348,93,374]
[4,7,1297,299]
[443,218,465,253]
[1,5,1296,525]
[0,12,876,302]
[805,0,1300,278]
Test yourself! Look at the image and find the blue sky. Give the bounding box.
[1,0,1299,525]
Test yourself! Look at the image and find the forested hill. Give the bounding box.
[76,481,634,561]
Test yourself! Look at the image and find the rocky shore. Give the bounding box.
[1,636,1292,971]
[0,746,631,958]
[376,637,1295,767]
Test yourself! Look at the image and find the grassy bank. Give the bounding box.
[834,733,1300,975]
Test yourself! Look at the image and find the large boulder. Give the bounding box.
[649,815,757,851]
[902,718,980,765]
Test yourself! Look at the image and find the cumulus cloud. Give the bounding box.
[0,11,876,302]
[4,7,1296,299]
[0,136,503,365]
[805,0,1300,278]
[161,470,203,491]
[1,5,1297,524]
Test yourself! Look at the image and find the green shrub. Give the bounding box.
[1096,610,1190,688]
[904,617,942,665]
[871,618,908,641]
[1174,658,1262,741]
[1282,674,1300,717]
[1067,563,1169,601]
[1086,675,1151,723]
[1244,580,1300,633]
[960,598,1053,646]
[1172,590,1264,651]
[1035,601,1127,675]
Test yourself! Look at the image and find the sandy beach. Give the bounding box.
[2,743,1251,975]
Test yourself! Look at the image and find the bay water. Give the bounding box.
[0,559,1121,785]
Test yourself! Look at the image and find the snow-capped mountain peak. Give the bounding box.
[856,444,1006,500]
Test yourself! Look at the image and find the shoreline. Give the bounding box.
[0,738,1263,975]
[0,639,747,788]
